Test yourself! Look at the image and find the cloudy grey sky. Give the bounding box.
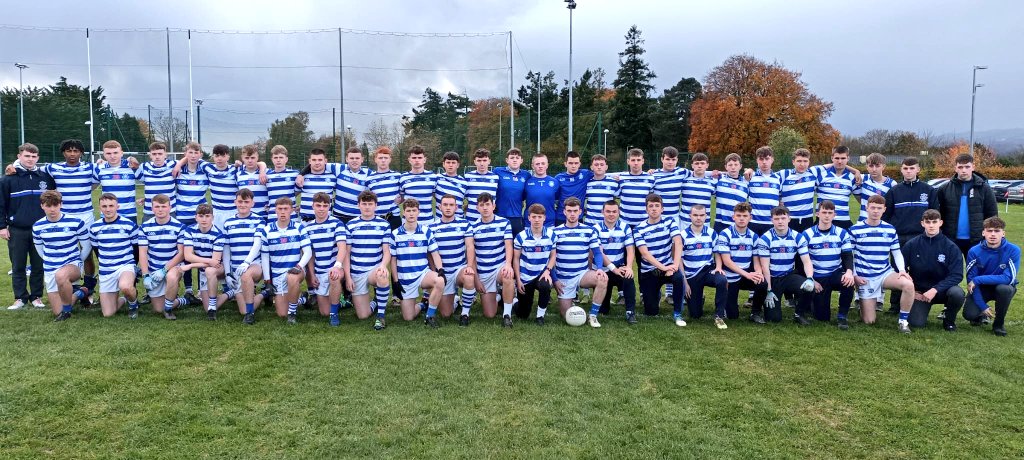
[1,0,1021,148]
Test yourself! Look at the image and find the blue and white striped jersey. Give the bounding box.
[778,169,818,220]
[346,216,393,275]
[434,174,467,219]
[469,215,512,274]
[43,162,97,214]
[94,159,139,220]
[175,162,209,220]
[754,228,808,278]
[305,216,347,275]
[202,163,238,213]
[463,170,499,223]
[183,224,224,260]
[680,173,717,225]
[365,169,401,217]
[813,165,856,222]
[266,168,299,210]
[552,223,600,279]
[334,164,370,217]
[653,167,688,219]
[594,219,634,269]
[854,176,895,222]
[398,171,438,223]
[803,224,853,278]
[584,176,621,225]
[236,167,268,218]
[634,217,680,273]
[715,225,759,283]
[681,224,717,279]
[849,220,900,278]
[617,172,655,227]
[390,223,438,286]
[136,160,177,215]
[222,214,264,268]
[89,216,138,274]
[429,217,472,273]
[748,169,782,226]
[714,175,749,226]
[138,216,185,271]
[514,226,556,283]
[259,221,310,282]
[32,214,88,273]
[298,164,338,219]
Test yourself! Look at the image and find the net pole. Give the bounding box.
[508,31,514,149]
[188,29,195,142]
[166,27,174,153]
[86,28,95,153]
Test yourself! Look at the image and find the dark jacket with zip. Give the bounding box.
[0,165,56,230]
[936,171,997,244]
[902,232,963,294]
[883,178,938,238]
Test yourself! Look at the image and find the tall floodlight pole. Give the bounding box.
[536,73,541,154]
[603,128,609,155]
[86,29,95,153]
[565,0,576,151]
[508,31,514,150]
[498,103,504,152]
[15,63,28,145]
[195,99,203,144]
[166,28,174,154]
[969,65,987,157]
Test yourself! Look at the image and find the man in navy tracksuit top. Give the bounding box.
[0,143,57,309]
[883,157,938,313]
[963,216,1020,336]
[901,209,965,330]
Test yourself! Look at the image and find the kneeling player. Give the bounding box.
[803,200,856,330]
[850,195,915,333]
[242,198,311,324]
[184,204,230,320]
[469,193,516,325]
[305,192,348,326]
[681,204,729,329]
[431,194,477,326]
[345,190,393,330]
[139,194,190,320]
[963,216,1020,336]
[715,202,768,324]
[391,198,445,327]
[513,204,556,326]
[902,209,964,331]
[754,206,815,325]
[635,194,685,325]
[225,189,270,324]
[32,190,91,321]
[90,193,140,318]
[595,199,639,324]
[553,198,608,327]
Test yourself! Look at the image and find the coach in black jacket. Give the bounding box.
[0,143,56,308]
[902,209,966,330]
[936,154,997,256]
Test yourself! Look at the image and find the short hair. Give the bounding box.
[270,145,288,156]
[309,148,327,158]
[955,154,974,165]
[591,154,607,164]
[661,146,679,158]
[690,204,706,213]
[40,190,62,206]
[794,148,811,159]
[240,144,259,157]
[733,202,752,214]
[407,145,425,156]
[60,139,85,153]
[771,206,790,217]
[921,209,942,221]
[818,200,835,211]
[832,145,850,155]
[373,146,391,158]
[527,203,546,215]
[645,193,662,205]
[99,192,118,202]
[184,141,201,152]
[506,147,522,158]
[401,198,419,210]
[440,194,458,204]
[346,146,362,156]
[602,199,620,209]
[866,152,886,166]
[477,192,494,204]
[755,146,774,159]
[691,153,709,163]
[983,216,1006,230]
[867,195,886,206]
[149,142,168,152]
[474,148,490,159]
[532,153,547,162]
[152,194,171,205]
[563,197,581,208]
[235,188,254,201]
[102,140,122,150]
[274,197,293,207]
[442,151,460,162]
[312,192,332,204]
[627,148,644,159]
[212,144,230,156]
[902,157,920,167]
[18,143,39,154]
[358,189,378,203]
[724,153,741,164]
[566,151,581,161]
[196,203,213,216]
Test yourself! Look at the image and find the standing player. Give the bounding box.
[524,153,559,227]
[90,193,140,318]
[937,153,999,257]
[594,199,638,324]
[296,148,338,221]
[777,148,818,233]
[634,194,685,324]
[398,145,438,225]
[33,190,91,321]
[747,146,782,236]
[678,153,717,226]
[513,204,556,325]
[365,146,402,229]
[715,202,768,323]
[803,200,856,329]
[618,149,656,230]
[552,198,608,327]
[236,145,270,220]
[463,148,500,224]
[204,144,241,230]
[849,195,916,333]
[174,142,210,301]
[136,142,177,222]
[468,192,516,325]
[241,198,311,324]
[714,153,749,233]
[304,192,347,326]
[344,190,393,330]
[680,204,729,328]
[963,217,1019,336]
[651,146,687,224]
[431,194,477,325]
[1,143,54,310]
[224,189,268,325]
[753,206,816,325]
[901,209,965,331]
[583,154,620,225]
[138,194,189,320]
[265,145,300,218]
[93,140,140,221]
[853,153,895,222]
[183,204,229,320]
[434,152,467,220]
[494,148,530,236]
[554,151,594,226]
[812,146,860,229]
[391,198,445,327]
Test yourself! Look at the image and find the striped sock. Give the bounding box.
[297,295,307,305]
[176,296,187,308]
[590,303,601,316]
[164,299,175,312]
[127,301,138,311]
[223,287,236,298]
[207,297,217,311]
[426,304,437,318]
[375,287,389,318]
[330,303,340,315]
[245,302,254,314]
[460,289,476,316]
[288,302,298,315]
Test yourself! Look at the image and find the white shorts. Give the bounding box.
[857,268,894,302]
[313,272,333,296]
[350,264,383,296]
[213,210,233,230]
[100,265,136,294]
[478,268,500,294]
[402,269,429,300]
[270,274,290,296]
[66,210,95,229]
[443,265,468,296]
[45,262,83,294]
[557,271,587,300]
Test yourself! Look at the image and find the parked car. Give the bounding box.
[1006,186,1024,204]
[992,180,1024,199]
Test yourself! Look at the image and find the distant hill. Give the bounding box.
[935,128,1024,155]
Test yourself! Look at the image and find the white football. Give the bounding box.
[564,306,587,326]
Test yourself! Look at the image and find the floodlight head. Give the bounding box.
[604,129,609,133]
[974,65,988,70]
[14,63,28,70]
[566,0,577,9]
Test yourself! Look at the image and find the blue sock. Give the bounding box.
[128,301,138,311]
[73,289,85,300]
[426,305,437,318]
[837,313,847,320]
[330,303,340,315]
[288,302,298,315]
[297,295,307,305]
[898,311,909,321]
[62,304,72,313]
[164,299,175,312]
[375,287,389,317]
[245,302,254,314]
[590,303,601,316]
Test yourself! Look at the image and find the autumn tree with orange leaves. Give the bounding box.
[933,140,997,170]
[688,55,840,162]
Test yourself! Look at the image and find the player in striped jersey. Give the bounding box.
[714,153,750,232]
[32,190,91,321]
[265,145,299,219]
[365,146,402,228]
[651,146,687,223]
[635,194,684,324]
[552,198,607,327]
[391,198,445,327]
[225,189,268,325]
[679,153,717,226]
[333,147,371,221]
[183,204,232,320]
[303,192,347,326]
[430,195,477,325]
[434,152,467,220]
[812,146,861,229]
[94,140,140,221]
[680,204,729,329]
[136,142,177,221]
[753,206,815,325]
[777,148,818,232]
[584,154,620,225]
[241,197,312,324]
[138,194,189,320]
[715,202,768,323]
[494,148,530,237]
[295,148,338,221]
[174,142,211,300]
[746,146,782,236]
[90,193,140,318]
[236,144,270,220]
[853,152,895,222]
[344,190,393,330]
[468,192,516,325]
[204,145,241,229]
[802,200,856,329]
[554,151,594,226]
[849,195,915,333]
[464,148,500,224]
[398,145,437,224]
[513,204,556,325]
[617,149,655,228]
[594,199,637,323]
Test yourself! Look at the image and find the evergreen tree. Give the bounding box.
[609,25,657,153]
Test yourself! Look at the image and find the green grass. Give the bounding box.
[2,195,1024,458]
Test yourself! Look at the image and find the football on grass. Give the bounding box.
[564,306,587,326]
